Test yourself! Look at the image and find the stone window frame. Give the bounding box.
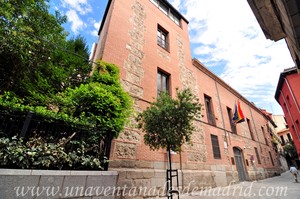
[157,69,170,97]
[157,25,169,51]
[210,134,221,159]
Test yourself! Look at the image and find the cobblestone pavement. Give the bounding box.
[177,171,300,199]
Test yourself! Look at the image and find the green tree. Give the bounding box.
[284,141,298,159]
[0,1,92,106]
[23,36,92,105]
[137,88,202,152]
[137,88,201,195]
[0,0,67,95]
[58,61,132,137]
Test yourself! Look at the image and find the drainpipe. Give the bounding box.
[249,107,262,152]
[214,80,235,180]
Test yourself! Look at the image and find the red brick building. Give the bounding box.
[275,67,300,158]
[91,0,281,194]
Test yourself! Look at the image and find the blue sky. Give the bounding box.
[51,0,295,115]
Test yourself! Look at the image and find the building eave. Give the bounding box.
[192,58,269,118]
[275,67,298,102]
[247,0,286,41]
[98,0,112,35]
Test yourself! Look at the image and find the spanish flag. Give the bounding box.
[232,101,245,124]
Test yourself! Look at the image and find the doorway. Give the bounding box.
[233,147,247,181]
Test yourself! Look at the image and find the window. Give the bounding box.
[227,107,236,134]
[150,0,181,26]
[283,103,287,113]
[296,120,300,137]
[254,147,261,164]
[158,1,168,15]
[269,151,274,166]
[157,26,169,50]
[211,134,221,159]
[205,95,216,125]
[286,96,291,108]
[169,11,180,25]
[261,126,268,146]
[280,135,285,144]
[287,133,292,142]
[150,0,158,6]
[247,118,255,140]
[157,70,169,96]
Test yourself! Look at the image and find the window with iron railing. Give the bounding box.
[211,134,221,159]
[157,26,169,51]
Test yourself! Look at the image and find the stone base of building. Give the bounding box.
[110,160,281,198]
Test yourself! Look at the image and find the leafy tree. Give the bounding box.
[57,61,132,137]
[0,1,133,171]
[0,0,92,106]
[284,141,298,159]
[23,36,92,105]
[0,0,67,95]
[137,88,201,194]
[137,88,202,152]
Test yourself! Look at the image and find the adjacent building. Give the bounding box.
[273,115,292,146]
[275,67,300,158]
[247,0,300,164]
[91,0,281,195]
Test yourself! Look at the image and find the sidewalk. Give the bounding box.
[178,171,300,199]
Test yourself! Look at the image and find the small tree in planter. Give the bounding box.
[137,88,202,198]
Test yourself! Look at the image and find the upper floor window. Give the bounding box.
[261,126,269,146]
[157,25,169,50]
[247,118,255,140]
[205,95,216,126]
[280,135,285,144]
[227,107,236,134]
[296,120,300,137]
[150,0,181,26]
[286,95,291,108]
[157,70,169,96]
[287,133,292,142]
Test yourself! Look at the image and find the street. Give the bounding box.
[179,171,300,199]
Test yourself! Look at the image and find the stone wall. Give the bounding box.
[0,169,118,199]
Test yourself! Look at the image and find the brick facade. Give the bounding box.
[92,0,281,196]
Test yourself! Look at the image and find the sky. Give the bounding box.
[51,0,295,115]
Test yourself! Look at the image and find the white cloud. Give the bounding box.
[91,20,101,37]
[169,0,181,10]
[60,0,92,35]
[66,10,86,34]
[171,0,294,114]
[61,0,92,15]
